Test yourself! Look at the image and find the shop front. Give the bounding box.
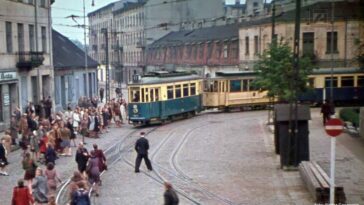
[0,71,18,131]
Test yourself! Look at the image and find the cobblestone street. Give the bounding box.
[1,109,364,205]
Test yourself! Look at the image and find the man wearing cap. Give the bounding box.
[134,132,152,173]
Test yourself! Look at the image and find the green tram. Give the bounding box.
[128,71,203,125]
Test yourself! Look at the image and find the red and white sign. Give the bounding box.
[325,118,344,137]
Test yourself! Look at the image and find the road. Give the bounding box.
[1,109,364,205]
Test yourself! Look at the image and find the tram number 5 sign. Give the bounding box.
[325,118,344,137]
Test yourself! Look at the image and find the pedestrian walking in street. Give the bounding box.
[68,171,88,200]
[2,130,12,155]
[30,130,40,161]
[10,114,19,145]
[0,138,9,176]
[32,168,49,204]
[70,181,91,205]
[93,144,107,173]
[11,179,34,205]
[134,132,153,173]
[22,152,37,193]
[67,118,77,147]
[75,142,89,175]
[45,144,57,165]
[86,151,100,196]
[58,122,72,156]
[120,99,127,124]
[320,100,331,125]
[45,162,62,198]
[163,182,179,205]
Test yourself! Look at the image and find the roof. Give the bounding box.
[149,24,240,48]
[113,1,145,15]
[239,1,363,28]
[52,30,98,70]
[129,71,202,85]
[88,1,118,17]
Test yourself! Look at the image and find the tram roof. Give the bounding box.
[129,72,202,86]
[311,67,363,75]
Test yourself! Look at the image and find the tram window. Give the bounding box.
[325,77,338,87]
[242,79,248,91]
[230,80,241,92]
[155,88,160,101]
[308,78,315,88]
[145,88,149,102]
[131,88,140,103]
[341,76,354,87]
[248,79,256,91]
[213,81,218,92]
[167,86,173,99]
[150,89,155,102]
[183,84,189,97]
[190,83,196,95]
[358,76,364,87]
[175,85,181,98]
[141,89,145,102]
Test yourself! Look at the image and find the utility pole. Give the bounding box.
[330,2,335,108]
[102,28,110,102]
[83,0,89,98]
[271,0,276,44]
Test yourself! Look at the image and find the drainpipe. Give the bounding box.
[35,0,40,105]
[48,0,55,111]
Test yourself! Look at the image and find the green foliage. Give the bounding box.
[253,42,314,102]
[339,108,359,127]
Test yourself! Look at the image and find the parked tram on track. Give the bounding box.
[128,71,203,125]
[203,71,272,110]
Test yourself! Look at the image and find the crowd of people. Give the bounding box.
[0,95,179,205]
[0,96,127,205]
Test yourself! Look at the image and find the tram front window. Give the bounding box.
[131,88,140,103]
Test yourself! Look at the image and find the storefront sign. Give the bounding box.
[3,94,10,106]
[0,72,17,82]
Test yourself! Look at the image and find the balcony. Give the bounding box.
[16,51,44,71]
[136,41,145,48]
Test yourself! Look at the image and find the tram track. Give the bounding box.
[55,127,154,205]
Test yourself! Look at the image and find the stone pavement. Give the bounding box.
[95,109,364,205]
[0,124,134,205]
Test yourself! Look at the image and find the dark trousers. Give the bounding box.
[135,154,152,172]
[323,114,330,125]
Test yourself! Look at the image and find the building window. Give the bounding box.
[254,35,259,55]
[245,36,249,55]
[303,32,314,56]
[326,32,338,53]
[6,22,13,53]
[28,0,34,4]
[41,26,47,52]
[29,25,35,51]
[17,23,24,52]
[40,0,46,7]
[215,43,221,58]
[199,44,204,59]
[223,44,228,58]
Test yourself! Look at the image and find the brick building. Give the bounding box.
[146,24,240,77]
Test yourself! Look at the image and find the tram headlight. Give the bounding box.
[133,105,139,114]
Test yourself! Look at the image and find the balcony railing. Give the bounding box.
[16,51,44,71]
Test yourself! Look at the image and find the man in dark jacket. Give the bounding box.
[164,182,179,205]
[134,132,152,173]
[75,143,89,174]
[45,144,57,165]
[320,100,331,125]
[0,139,9,176]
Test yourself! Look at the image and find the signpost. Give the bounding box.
[325,118,344,204]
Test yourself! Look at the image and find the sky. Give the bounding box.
[52,0,116,43]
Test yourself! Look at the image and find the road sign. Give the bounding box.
[325,118,344,137]
[324,118,344,204]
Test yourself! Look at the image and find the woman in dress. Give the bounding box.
[86,150,100,196]
[45,162,61,198]
[32,168,48,204]
[22,152,37,193]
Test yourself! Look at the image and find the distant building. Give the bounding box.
[0,0,54,130]
[146,24,240,77]
[52,30,98,111]
[88,0,228,86]
[238,0,364,70]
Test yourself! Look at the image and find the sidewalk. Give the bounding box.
[0,124,134,205]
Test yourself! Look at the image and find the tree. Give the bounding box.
[254,42,314,103]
